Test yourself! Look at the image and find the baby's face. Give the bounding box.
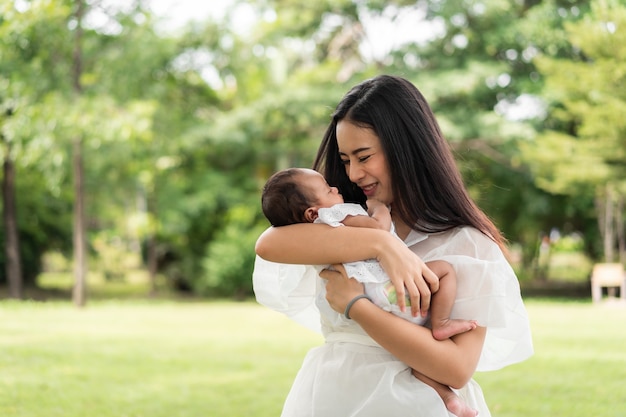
[299,169,344,208]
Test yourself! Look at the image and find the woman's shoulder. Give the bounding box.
[451,225,496,243]
[429,226,503,259]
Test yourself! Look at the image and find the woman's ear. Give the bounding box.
[304,207,319,222]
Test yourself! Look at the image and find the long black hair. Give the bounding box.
[313,75,505,248]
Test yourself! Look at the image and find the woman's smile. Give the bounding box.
[360,182,378,197]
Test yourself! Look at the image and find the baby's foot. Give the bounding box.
[432,319,477,340]
[445,395,479,417]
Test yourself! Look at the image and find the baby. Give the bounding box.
[261,168,479,417]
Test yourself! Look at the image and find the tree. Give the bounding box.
[71,0,87,306]
[3,0,619,298]
[1,103,22,299]
[521,0,626,262]
[0,0,157,300]
[186,0,598,283]
[0,0,76,292]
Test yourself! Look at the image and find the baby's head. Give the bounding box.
[262,168,344,226]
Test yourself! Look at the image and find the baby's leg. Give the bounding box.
[412,369,478,417]
[426,260,477,340]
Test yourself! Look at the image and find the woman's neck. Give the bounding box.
[392,214,411,241]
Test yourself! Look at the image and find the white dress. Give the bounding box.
[252,225,534,417]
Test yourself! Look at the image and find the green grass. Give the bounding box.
[474,299,626,416]
[0,299,322,417]
[33,270,172,300]
[1,298,625,416]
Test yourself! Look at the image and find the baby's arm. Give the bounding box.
[426,260,477,341]
[341,200,391,231]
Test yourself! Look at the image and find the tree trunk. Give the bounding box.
[2,143,23,299]
[147,231,158,295]
[72,137,87,306]
[616,194,625,264]
[72,0,87,307]
[146,186,158,296]
[602,185,615,263]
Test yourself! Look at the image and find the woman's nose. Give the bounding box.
[348,164,364,183]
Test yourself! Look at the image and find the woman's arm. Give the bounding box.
[321,264,485,389]
[255,224,439,316]
[256,223,384,264]
[351,298,485,388]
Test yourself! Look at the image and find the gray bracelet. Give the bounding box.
[344,294,372,320]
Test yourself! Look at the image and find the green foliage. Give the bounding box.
[2,0,625,298]
[546,252,593,282]
[0,162,73,286]
[0,0,158,287]
[517,0,626,262]
[199,204,269,298]
[524,0,626,194]
[383,0,599,266]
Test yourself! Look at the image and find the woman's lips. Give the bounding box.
[361,183,377,197]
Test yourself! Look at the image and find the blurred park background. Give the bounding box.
[1,0,626,415]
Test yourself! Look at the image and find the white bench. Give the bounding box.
[591,263,626,303]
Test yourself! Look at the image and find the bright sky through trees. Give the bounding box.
[148,0,440,59]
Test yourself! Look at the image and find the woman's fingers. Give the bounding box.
[403,279,422,317]
[318,265,339,281]
[322,253,440,318]
[319,264,365,313]
[383,257,438,317]
[411,274,431,317]
[422,265,440,292]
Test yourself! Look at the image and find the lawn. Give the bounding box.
[473,299,626,416]
[1,298,625,416]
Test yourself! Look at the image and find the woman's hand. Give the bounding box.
[376,235,440,317]
[319,264,365,313]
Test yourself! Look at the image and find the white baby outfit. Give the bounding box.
[313,203,423,325]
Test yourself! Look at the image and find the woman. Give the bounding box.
[253,75,533,417]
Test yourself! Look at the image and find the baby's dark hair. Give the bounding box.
[261,168,313,227]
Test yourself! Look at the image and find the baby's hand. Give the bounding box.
[365,199,387,215]
[365,199,392,231]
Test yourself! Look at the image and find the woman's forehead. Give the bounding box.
[336,120,380,153]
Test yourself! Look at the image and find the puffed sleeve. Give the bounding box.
[316,203,369,227]
[252,255,322,334]
[423,228,534,372]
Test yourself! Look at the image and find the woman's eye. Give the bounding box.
[358,155,370,163]
[340,159,350,165]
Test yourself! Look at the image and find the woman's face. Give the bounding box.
[336,120,393,205]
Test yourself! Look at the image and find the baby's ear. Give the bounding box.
[304,207,319,222]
